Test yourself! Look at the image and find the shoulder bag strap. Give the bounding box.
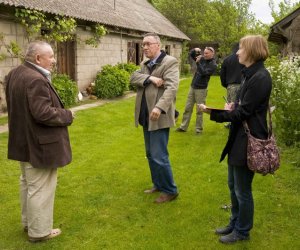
[268,105,273,135]
[243,103,273,137]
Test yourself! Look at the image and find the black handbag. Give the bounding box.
[243,107,280,175]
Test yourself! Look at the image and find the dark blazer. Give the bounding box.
[210,61,272,167]
[5,62,73,168]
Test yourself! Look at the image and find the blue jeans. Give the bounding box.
[143,127,178,195]
[228,164,254,236]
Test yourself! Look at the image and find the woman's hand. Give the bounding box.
[197,104,211,114]
[224,102,235,111]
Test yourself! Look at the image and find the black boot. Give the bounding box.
[215,225,233,235]
[219,230,249,244]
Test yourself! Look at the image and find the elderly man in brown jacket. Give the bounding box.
[5,41,74,242]
[131,33,179,204]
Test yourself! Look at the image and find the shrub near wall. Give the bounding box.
[94,64,130,98]
[52,74,78,107]
[116,62,139,74]
[116,63,140,91]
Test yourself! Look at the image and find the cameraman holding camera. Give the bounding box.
[176,47,217,134]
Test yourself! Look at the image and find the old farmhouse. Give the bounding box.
[0,0,190,111]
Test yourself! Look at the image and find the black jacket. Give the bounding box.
[220,50,243,88]
[210,61,272,167]
[190,49,217,89]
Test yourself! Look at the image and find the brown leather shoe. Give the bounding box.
[154,193,178,203]
[144,187,159,194]
[28,228,62,243]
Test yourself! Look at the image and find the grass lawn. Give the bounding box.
[0,115,8,125]
[0,76,299,250]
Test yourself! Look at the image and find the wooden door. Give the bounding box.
[56,41,76,81]
[127,41,143,65]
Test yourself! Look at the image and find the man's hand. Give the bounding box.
[195,48,202,63]
[196,55,202,63]
[150,107,162,121]
[149,76,164,87]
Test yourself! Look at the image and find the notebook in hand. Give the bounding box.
[205,106,226,111]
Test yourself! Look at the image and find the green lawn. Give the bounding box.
[0,115,8,125]
[0,76,299,250]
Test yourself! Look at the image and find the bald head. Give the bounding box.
[25,41,56,71]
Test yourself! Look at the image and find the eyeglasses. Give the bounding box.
[205,47,215,53]
[141,42,158,48]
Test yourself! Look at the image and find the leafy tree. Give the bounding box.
[152,0,209,43]
[208,0,254,55]
[152,0,259,55]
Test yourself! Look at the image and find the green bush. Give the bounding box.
[266,56,300,148]
[52,74,78,107]
[180,63,191,76]
[116,63,139,91]
[116,62,140,74]
[94,64,130,98]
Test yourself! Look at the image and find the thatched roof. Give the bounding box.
[0,0,190,40]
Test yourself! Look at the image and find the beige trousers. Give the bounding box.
[227,84,240,103]
[20,162,57,238]
[180,87,208,132]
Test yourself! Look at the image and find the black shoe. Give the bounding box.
[215,226,233,235]
[219,231,249,244]
[175,128,186,132]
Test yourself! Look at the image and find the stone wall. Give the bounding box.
[76,29,129,91]
[0,20,27,113]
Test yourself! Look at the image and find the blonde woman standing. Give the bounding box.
[199,35,272,244]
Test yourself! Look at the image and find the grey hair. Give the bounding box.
[143,32,161,44]
[24,41,52,63]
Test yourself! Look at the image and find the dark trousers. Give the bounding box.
[228,164,255,236]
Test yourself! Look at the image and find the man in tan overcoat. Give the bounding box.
[130,33,179,203]
[5,41,74,242]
